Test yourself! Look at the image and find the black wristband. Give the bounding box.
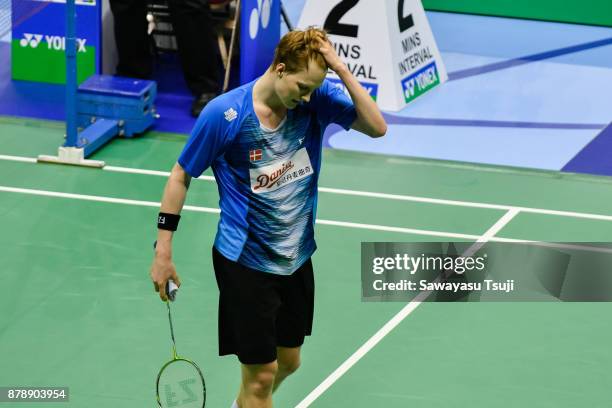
[158,212,181,231]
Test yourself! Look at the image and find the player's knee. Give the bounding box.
[278,357,300,376]
[248,373,275,398]
[245,362,277,397]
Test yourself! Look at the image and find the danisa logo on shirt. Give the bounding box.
[249,148,313,193]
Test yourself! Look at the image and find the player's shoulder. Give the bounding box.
[199,81,253,123]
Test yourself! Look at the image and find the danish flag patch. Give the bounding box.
[249,149,263,162]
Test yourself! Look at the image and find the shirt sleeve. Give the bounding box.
[178,98,238,178]
[312,80,358,131]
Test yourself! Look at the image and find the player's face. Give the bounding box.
[275,60,327,109]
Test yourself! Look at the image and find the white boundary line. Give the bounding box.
[0,185,479,239]
[2,154,612,222]
[104,165,217,181]
[3,185,609,254]
[294,209,520,408]
[0,154,37,163]
[0,186,221,214]
[315,219,478,240]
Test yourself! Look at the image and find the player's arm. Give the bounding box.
[150,162,191,301]
[150,93,236,301]
[156,162,191,254]
[317,38,387,138]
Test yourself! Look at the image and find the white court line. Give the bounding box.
[0,186,220,214]
[318,186,507,211]
[2,154,612,222]
[294,208,520,408]
[103,165,175,178]
[2,184,607,254]
[104,165,216,181]
[0,185,480,239]
[489,237,612,255]
[315,219,478,240]
[0,155,37,163]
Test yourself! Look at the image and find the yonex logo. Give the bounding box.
[249,0,272,39]
[20,33,43,48]
[19,33,88,52]
[224,108,238,122]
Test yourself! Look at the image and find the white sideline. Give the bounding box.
[4,185,610,254]
[0,185,479,239]
[2,154,612,222]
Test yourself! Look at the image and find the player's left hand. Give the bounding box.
[316,36,346,73]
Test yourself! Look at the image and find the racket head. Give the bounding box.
[156,358,206,408]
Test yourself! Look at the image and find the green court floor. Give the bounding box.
[1,116,612,407]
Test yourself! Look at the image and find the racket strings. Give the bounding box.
[158,360,206,408]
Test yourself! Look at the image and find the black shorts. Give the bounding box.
[212,247,315,365]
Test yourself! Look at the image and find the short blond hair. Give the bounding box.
[270,27,328,73]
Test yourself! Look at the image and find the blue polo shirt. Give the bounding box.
[178,79,356,275]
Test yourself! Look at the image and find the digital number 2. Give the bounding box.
[324,0,359,38]
[398,0,414,32]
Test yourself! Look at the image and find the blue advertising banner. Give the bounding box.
[12,0,101,84]
[240,0,280,84]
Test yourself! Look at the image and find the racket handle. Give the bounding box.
[166,279,179,302]
[154,242,179,302]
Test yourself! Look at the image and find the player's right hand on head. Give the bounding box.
[150,257,181,302]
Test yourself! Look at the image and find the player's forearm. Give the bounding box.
[156,163,192,257]
[336,66,387,137]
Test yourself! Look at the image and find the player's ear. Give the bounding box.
[275,63,286,78]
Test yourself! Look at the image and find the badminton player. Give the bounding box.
[150,27,386,408]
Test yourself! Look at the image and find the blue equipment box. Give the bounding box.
[77,75,157,137]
